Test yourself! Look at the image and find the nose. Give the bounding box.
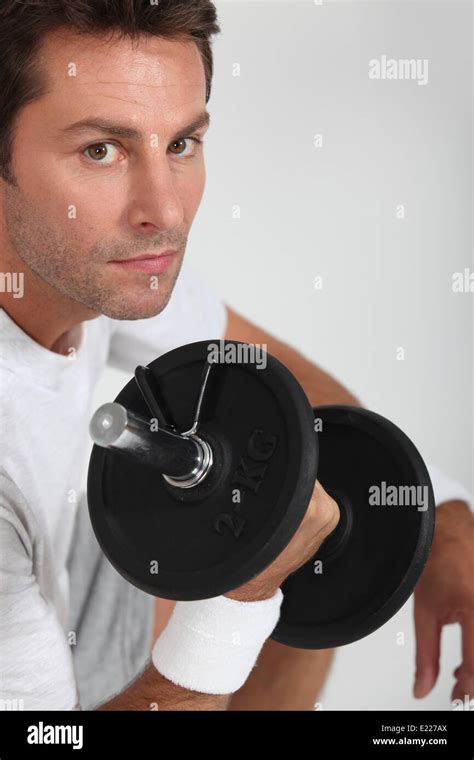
[127,160,184,233]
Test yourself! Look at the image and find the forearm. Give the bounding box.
[228,640,334,711]
[102,589,284,711]
[233,345,345,709]
[274,343,361,408]
[224,313,358,709]
[225,310,472,709]
[433,498,472,532]
[96,662,230,711]
[224,310,361,408]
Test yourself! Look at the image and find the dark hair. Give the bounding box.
[0,0,220,183]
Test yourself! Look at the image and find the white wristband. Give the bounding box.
[151,588,284,695]
[426,461,472,512]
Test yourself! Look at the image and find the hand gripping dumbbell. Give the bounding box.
[87,340,435,649]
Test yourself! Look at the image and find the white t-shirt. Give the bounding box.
[0,263,471,710]
[0,263,227,710]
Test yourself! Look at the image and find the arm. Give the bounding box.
[414,499,474,702]
[224,306,359,709]
[97,664,230,711]
[224,306,361,408]
[0,476,230,713]
[0,504,79,711]
[223,306,473,709]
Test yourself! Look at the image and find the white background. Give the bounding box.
[91,0,473,710]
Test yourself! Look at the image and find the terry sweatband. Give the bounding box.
[426,461,472,512]
[151,588,284,695]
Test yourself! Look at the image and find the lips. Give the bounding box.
[112,249,177,263]
[110,250,177,273]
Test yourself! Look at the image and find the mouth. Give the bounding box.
[109,249,178,274]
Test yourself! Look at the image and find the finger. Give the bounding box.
[452,616,474,702]
[461,615,474,681]
[313,481,340,532]
[414,600,442,698]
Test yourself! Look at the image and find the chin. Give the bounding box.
[85,265,179,320]
[100,292,171,321]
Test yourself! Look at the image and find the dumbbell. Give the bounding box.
[87,340,435,649]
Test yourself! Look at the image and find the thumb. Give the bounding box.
[413,597,442,699]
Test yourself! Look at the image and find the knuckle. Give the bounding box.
[313,482,340,530]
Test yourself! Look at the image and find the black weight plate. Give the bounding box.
[87,340,318,600]
[271,405,435,649]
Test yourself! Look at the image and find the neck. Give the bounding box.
[0,256,98,354]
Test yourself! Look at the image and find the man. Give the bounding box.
[0,0,472,711]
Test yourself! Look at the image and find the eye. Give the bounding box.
[169,137,202,159]
[83,142,122,165]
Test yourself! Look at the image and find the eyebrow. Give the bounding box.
[59,110,210,142]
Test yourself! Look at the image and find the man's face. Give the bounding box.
[1,30,209,320]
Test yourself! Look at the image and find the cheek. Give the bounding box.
[43,168,122,243]
[15,154,90,233]
[14,139,117,229]
[179,163,206,221]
